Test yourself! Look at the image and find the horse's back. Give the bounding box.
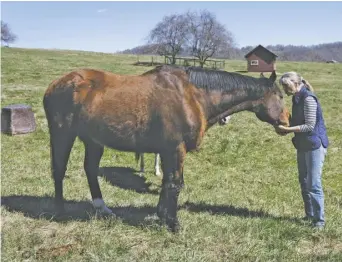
[76,70,187,150]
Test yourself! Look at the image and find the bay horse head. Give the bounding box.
[185,67,290,129]
[251,71,291,127]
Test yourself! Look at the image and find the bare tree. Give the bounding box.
[148,14,189,64]
[1,21,17,47]
[187,10,235,67]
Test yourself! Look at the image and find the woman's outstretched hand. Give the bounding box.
[274,125,289,136]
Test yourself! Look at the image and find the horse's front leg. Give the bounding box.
[157,143,186,232]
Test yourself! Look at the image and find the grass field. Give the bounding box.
[1,47,342,261]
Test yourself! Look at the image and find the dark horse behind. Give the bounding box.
[43,65,290,232]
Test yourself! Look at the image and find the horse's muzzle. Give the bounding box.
[278,108,291,127]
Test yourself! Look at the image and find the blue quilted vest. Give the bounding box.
[291,86,329,151]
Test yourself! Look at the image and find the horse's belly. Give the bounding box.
[79,118,163,153]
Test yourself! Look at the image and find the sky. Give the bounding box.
[1,1,342,53]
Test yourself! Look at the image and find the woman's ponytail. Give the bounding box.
[302,78,314,92]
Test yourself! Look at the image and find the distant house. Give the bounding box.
[244,45,278,72]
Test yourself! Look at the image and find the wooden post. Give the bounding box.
[151,56,154,66]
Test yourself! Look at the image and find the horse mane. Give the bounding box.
[145,65,276,97]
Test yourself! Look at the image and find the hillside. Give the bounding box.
[117,42,342,62]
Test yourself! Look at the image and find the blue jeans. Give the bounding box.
[297,145,327,226]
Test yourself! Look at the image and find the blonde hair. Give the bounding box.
[279,71,314,92]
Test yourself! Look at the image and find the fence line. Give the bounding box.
[135,55,225,69]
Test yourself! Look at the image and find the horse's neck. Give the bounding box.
[207,99,263,127]
[198,89,264,128]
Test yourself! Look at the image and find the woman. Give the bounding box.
[275,72,329,229]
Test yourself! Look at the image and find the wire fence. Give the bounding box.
[134,55,225,69]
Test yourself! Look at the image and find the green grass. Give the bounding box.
[1,47,342,261]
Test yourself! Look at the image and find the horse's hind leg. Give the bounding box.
[157,143,186,232]
[50,129,76,213]
[82,139,113,216]
[134,152,145,175]
[139,153,145,174]
[154,154,161,176]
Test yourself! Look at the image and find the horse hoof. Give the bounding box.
[155,171,161,176]
[95,207,116,219]
[157,208,180,232]
[167,219,180,233]
[93,198,114,217]
[97,206,114,215]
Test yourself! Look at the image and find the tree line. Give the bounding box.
[119,41,342,63]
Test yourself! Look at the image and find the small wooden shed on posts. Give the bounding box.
[244,45,277,72]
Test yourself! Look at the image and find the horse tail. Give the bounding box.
[43,71,87,130]
[43,72,84,207]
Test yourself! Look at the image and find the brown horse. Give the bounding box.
[43,65,290,232]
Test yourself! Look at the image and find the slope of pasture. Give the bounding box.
[1,48,342,261]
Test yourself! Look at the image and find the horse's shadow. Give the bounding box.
[1,195,157,227]
[1,196,302,229]
[1,167,162,228]
[99,167,159,195]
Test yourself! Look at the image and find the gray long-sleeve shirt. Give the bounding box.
[298,96,317,132]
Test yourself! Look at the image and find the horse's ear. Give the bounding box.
[269,70,277,83]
